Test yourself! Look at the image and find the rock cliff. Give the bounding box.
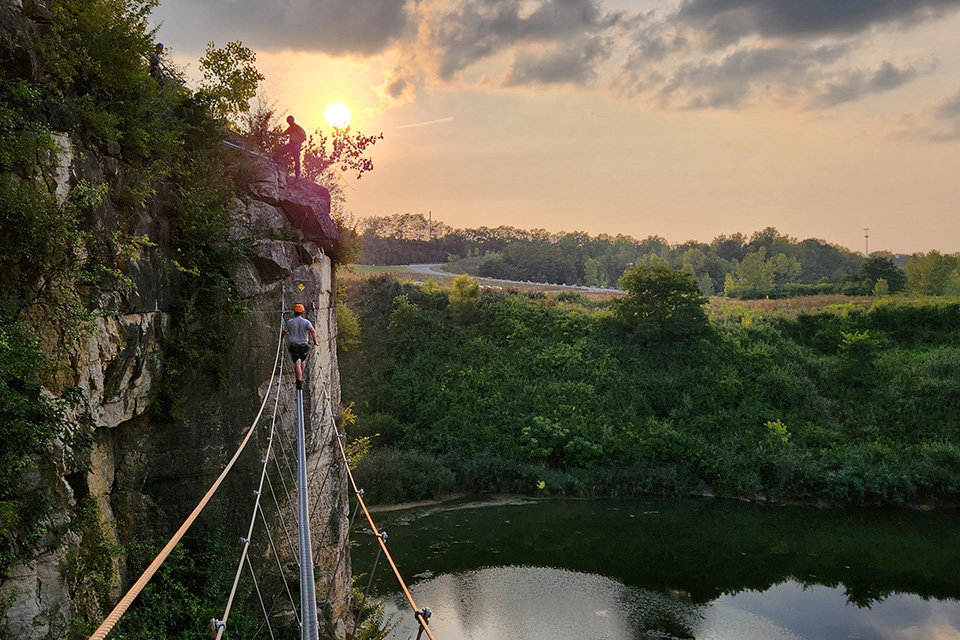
[0,133,353,638]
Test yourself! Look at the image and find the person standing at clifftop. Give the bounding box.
[149,43,164,80]
[273,115,307,178]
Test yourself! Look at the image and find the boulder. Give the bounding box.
[277,178,338,253]
[248,240,300,282]
[246,156,285,204]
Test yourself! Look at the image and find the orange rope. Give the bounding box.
[334,435,437,640]
[88,329,284,640]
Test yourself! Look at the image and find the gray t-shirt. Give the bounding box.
[286,316,314,344]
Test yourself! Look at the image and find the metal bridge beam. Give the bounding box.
[296,387,320,640]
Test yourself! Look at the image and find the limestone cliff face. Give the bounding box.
[0,137,352,638]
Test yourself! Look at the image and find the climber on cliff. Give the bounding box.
[273,115,307,179]
[282,303,318,389]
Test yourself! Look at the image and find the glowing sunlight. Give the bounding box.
[323,101,351,129]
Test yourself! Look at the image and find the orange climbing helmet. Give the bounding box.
[293,303,305,314]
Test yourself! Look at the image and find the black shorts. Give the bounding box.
[288,343,309,363]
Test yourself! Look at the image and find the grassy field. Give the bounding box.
[342,264,428,278]
[342,267,960,316]
[341,264,619,300]
[708,294,960,321]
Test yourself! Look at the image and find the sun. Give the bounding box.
[323,101,351,129]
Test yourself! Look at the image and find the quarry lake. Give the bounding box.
[352,496,960,640]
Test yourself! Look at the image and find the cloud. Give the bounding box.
[937,87,960,118]
[376,66,419,106]
[675,0,960,48]
[813,60,918,108]
[153,0,959,117]
[419,0,627,81]
[920,88,960,140]
[613,0,933,111]
[651,43,850,108]
[890,87,960,142]
[153,0,408,56]
[503,36,613,86]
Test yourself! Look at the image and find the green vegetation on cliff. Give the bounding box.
[0,0,260,578]
[0,5,300,637]
[341,272,960,506]
[2,2,380,635]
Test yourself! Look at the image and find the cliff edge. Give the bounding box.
[0,137,352,639]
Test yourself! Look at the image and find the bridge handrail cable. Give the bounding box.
[214,335,287,639]
[87,324,286,640]
[332,432,438,640]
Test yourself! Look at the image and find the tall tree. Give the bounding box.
[615,265,708,341]
[728,248,775,298]
[856,255,907,293]
[197,41,264,124]
[905,251,960,295]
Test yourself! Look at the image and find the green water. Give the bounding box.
[351,496,960,640]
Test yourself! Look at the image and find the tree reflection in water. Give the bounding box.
[355,496,960,639]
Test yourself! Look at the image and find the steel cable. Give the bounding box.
[265,471,300,569]
[331,431,438,640]
[86,326,285,640]
[215,332,287,640]
[256,502,300,626]
[246,555,276,640]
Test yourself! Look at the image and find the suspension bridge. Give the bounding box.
[85,298,436,640]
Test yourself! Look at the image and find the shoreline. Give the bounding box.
[363,489,959,513]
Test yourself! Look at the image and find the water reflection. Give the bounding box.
[383,571,960,640]
[382,566,705,640]
[354,497,960,640]
[711,583,960,640]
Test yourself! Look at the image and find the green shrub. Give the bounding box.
[342,275,960,506]
[352,448,457,504]
[0,319,66,574]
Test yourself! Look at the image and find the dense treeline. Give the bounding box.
[340,273,960,506]
[359,214,960,298]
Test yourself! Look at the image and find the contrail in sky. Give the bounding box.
[394,117,454,129]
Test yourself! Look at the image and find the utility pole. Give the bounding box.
[864,228,870,257]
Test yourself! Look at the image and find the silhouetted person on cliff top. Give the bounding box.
[273,115,307,178]
[149,43,164,80]
[282,303,318,389]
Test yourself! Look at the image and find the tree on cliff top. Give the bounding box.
[242,100,383,181]
[241,101,382,264]
[301,127,383,181]
[197,40,264,125]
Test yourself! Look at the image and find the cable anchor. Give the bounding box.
[208,618,225,636]
[414,608,432,640]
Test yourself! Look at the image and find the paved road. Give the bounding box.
[407,263,625,294]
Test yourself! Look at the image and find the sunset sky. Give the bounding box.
[152,0,960,254]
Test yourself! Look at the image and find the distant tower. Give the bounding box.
[864,228,870,256]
